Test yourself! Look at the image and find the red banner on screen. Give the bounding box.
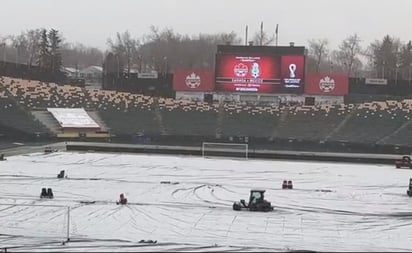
[305,73,349,96]
[215,54,304,93]
[173,68,215,92]
[215,54,280,93]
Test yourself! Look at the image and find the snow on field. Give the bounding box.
[1,151,412,252]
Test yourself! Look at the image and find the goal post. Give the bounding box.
[0,204,70,242]
[202,142,248,159]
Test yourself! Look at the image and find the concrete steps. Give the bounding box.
[31,111,61,135]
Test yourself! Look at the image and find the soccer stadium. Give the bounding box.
[2,16,412,252]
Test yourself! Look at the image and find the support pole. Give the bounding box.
[66,206,70,242]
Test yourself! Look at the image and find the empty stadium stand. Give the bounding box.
[220,103,280,138]
[328,101,411,143]
[158,97,219,137]
[0,77,49,138]
[0,77,108,139]
[273,104,350,141]
[2,75,412,152]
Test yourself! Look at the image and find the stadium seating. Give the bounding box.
[158,98,219,136]
[373,99,412,145]
[93,90,161,135]
[328,101,411,143]
[273,104,349,141]
[220,102,280,138]
[3,75,412,149]
[0,78,49,136]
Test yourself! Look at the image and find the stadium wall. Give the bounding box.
[175,91,344,105]
[107,134,412,156]
[175,91,206,101]
[65,141,407,165]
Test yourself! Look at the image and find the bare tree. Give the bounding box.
[47,28,63,73]
[251,23,274,46]
[251,31,274,46]
[10,29,42,68]
[0,37,6,62]
[26,29,42,69]
[308,39,329,73]
[60,42,104,69]
[11,34,28,65]
[136,26,242,71]
[332,34,362,76]
[399,40,412,81]
[37,28,50,71]
[106,26,242,74]
[139,26,183,71]
[107,31,139,76]
[367,35,402,79]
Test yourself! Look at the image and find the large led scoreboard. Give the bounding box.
[215,45,306,94]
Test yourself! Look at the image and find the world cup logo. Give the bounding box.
[289,64,296,78]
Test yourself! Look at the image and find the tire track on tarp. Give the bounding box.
[276,203,412,219]
[128,206,155,234]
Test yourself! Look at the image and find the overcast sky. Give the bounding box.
[1,0,411,50]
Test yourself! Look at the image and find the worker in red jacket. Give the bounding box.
[118,193,128,205]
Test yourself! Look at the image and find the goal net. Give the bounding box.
[202,142,248,159]
[0,204,70,243]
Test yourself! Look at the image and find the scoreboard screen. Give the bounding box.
[215,46,305,93]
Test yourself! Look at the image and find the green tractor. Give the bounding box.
[233,189,274,212]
